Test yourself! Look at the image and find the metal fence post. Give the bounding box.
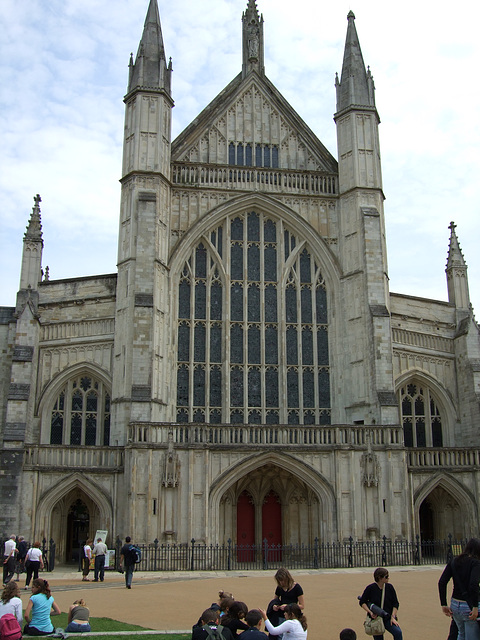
[227,538,232,571]
[382,535,387,566]
[49,538,56,572]
[263,538,268,571]
[153,538,159,572]
[314,537,319,569]
[348,536,353,567]
[190,538,196,571]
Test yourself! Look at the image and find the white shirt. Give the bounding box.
[0,597,23,624]
[265,618,307,640]
[26,547,43,562]
[84,545,92,559]
[4,539,16,557]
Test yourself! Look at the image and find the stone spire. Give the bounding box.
[127,0,172,96]
[335,11,375,113]
[446,221,470,310]
[19,194,44,292]
[242,0,265,78]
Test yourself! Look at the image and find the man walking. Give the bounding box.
[92,537,107,582]
[120,537,135,589]
[3,535,17,585]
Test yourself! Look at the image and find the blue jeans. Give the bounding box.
[450,598,480,640]
[65,622,91,633]
[125,564,134,587]
[373,617,403,640]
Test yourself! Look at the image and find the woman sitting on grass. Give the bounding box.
[260,604,307,640]
[65,599,91,633]
[0,581,23,625]
[24,578,61,636]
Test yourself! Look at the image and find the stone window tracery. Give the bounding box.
[176,211,330,424]
[399,383,442,447]
[50,376,111,446]
[229,143,279,168]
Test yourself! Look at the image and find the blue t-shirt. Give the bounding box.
[30,593,54,632]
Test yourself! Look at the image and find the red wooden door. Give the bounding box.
[262,491,282,561]
[237,491,255,561]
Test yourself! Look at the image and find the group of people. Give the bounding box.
[80,537,108,583]
[2,535,48,591]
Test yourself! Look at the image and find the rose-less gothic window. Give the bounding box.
[50,376,111,445]
[176,211,330,425]
[400,383,443,447]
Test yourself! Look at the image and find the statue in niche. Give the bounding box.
[247,22,259,60]
[361,450,380,487]
[162,430,179,488]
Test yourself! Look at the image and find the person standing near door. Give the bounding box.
[3,536,17,585]
[92,537,107,582]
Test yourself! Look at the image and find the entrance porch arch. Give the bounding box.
[211,452,336,545]
[34,473,113,563]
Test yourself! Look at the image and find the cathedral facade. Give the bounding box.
[1,0,479,562]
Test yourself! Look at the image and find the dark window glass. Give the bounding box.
[237,144,244,166]
[286,326,298,364]
[70,413,82,445]
[193,409,205,423]
[231,283,243,321]
[177,409,188,423]
[265,326,278,364]
[300,250,311,283]
[210,409,221,423]
[272,146,279,168]
[288,410,299,425]
[229,142,235,165]
[248,326,261,363]
[194,324,206,362]
[319,412,331,425]
[248,368,261,407]
[231,243,243,280]
[178,323,190,361]
[316,285,327,323]
[72,390,83,412]
[248,212,260,241]
[86,392,97,412]
[80,377,91,391]
[210,281,222,320]
[318,369,330,406]
[303,370,314,407]
[415,396,425,416]
[302,327,313,365]
[231,324,243,363]
[249,410,261,424]
[195,245,207,278]
[432,418,443,447]
[402,397,412,416]
[317,328,329,365]
[265,369,278,407]
[194,367,205,406]
[58,392,65,411]
[264,285,277,322]
[416,418,426,447]
[179,281,190,318]
[248,284,260,321]
[177,367,189,406]
[210,368,222,407]
[287,370,299,407]
[264,245,276,282]
[195,281,206,319]
[264,146,271,168]
[266,411,279,424]
[85,414,96,446]
[231,368,244,406]
[304,411,315,425]
[231,410,244,423]
[217,226,223,257]
[246,144,252,166]
[50,414,63,445]
[103,410,110,446]
[231,217,243,241]
[256,144,262,167]
[264,218,276,242]
[286,286,297,323]
[301,287,312,323]
[247,245,260,281]
[210,324,222,363]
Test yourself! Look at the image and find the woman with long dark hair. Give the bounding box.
[439,537,480,640]
[221,601,249,637]
[260,603,307,640]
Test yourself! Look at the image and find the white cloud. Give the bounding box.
[1,0,479,317]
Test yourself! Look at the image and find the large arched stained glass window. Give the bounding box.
[399,383,443,447]
[176,211,330,425]
[50,376,111,445]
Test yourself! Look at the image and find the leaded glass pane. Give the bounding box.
[179,281,190,318]
[177,367,189,406]
[231,324,243,363]
[248,326,261,363]
[265,326,278,364]
[316,285,327,323]
[231,283,243,321]
[193,409,205,423]
[85,414,96,446]
[319,411,331,425]
[272,146,279,168]
[229,142,235,165]
[303,370,314,407]
[265,285,277,322]
[264,146,271,168]
[177,409,188,423]
[264,245,276,282]
[210,324,222,363]
[194,367,205,406]
[245,144,252,166]
[248,212,260,241]
[195,281,206,318]
[415,396,424,416]
[231,368,244,406]
[302,327,313,365]
[318,370,330,406]
[265,369,278,407]
[266,411,279,424]
[231,410,244,423]
[402,397,412,416]
[247,245,260,281]
[50,414,63,445]
[249,410,261,424]
[72,390,83,412]
[304,410,315,425]
[231,217,243,241]
[286,286,297,323]
[210,368,222,407]
[300,250,311,283]
[210,281,222,320]
[248,285,260,321]
[210,409,221,423]
[237,144,244,166]
[255,144,262,167]
[288,410,299,425]
[287,370,299,407]
[231,243,243,280]
[86,392,97,412]
[70,413,82,445]
[194,324,206,362]
[103,410,110,446]
[195,245,207,278]
[264,218,276,242]
[416,418,426,447]
[178,323,190,361]
[301,287,312,323]
[432,418,443,447]
[248,368,261,407]
[286,326,298,364]
[317,328,329,365]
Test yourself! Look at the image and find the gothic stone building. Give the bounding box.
[1,0,479,562]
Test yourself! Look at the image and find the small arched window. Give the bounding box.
[50,375,111,446]
[399,383,442,447]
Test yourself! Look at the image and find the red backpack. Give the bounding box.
[0,614,22,640]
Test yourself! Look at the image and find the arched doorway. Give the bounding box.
[262,490,282,561]
[237,491,255,561]
[66,499,90,563]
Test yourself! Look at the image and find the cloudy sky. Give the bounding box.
[1,0,479,314]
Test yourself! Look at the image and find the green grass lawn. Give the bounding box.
[35,614,190,640]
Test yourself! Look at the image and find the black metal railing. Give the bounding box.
[110,534,466,573]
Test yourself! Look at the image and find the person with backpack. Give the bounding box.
[119,537,138,589]
[0,581,23,640]
[192,608,235,640]
[23,578,61,636]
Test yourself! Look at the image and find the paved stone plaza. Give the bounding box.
[18,566,452,638]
